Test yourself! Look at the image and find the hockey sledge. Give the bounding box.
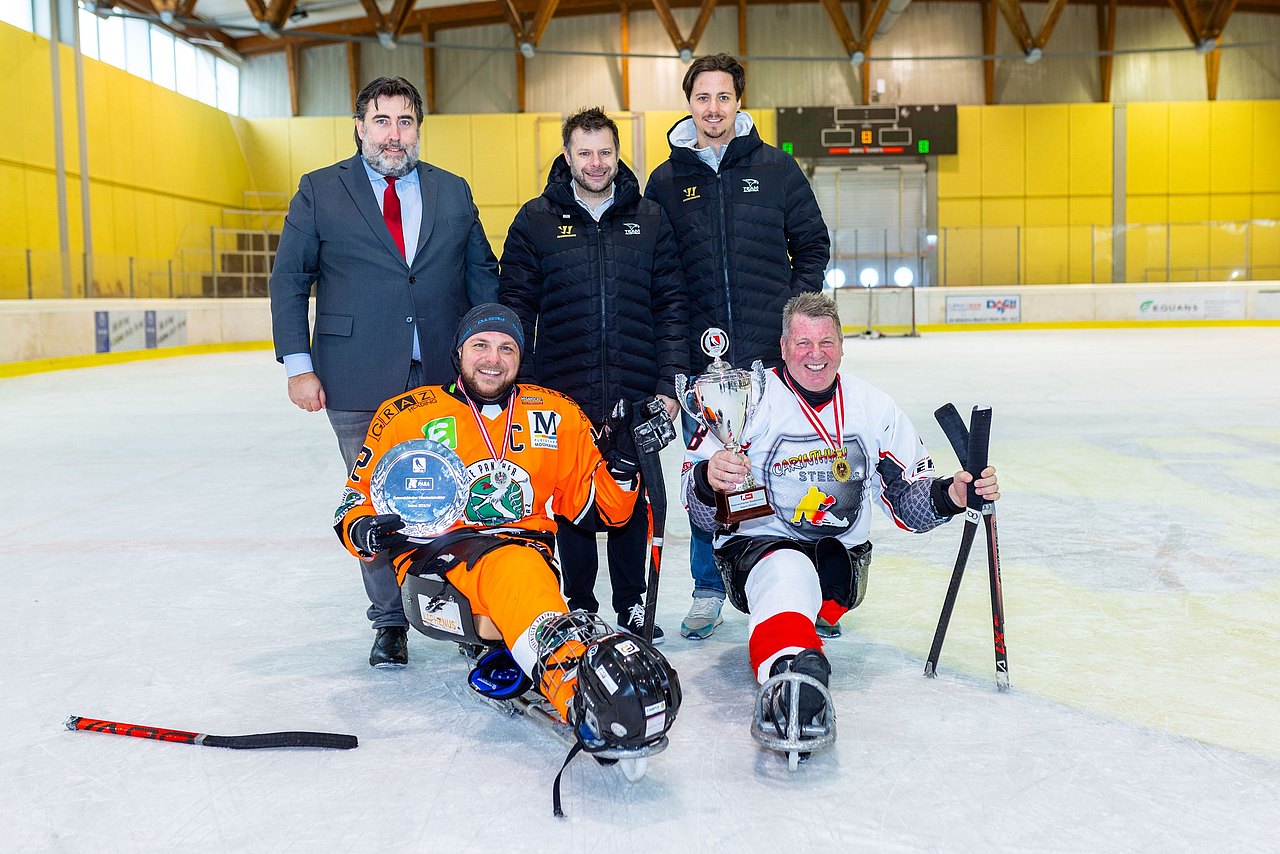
[751,670,837,771]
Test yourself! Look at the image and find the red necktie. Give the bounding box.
[383,176,406,258]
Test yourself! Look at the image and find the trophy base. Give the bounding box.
[715,485,773,525]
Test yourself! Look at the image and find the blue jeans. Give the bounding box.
[682,411,725,597]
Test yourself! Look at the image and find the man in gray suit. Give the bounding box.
[270,76,498,668]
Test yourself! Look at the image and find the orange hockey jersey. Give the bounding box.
[335,381,638,569]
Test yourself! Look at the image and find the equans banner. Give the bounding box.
[1136,291,1245,321]
[945,295,1021,324]
[94,311,189,353]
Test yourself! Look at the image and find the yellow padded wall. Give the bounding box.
[1025,105,1069,197]
[1209,102,1253,195]
[18,31,55,171]
[1127,103,1168,195]
[514,113,562,202]
[981,106,1025,198]
[243,118,294,197]
[1168,102,1210,195]
[1253,102,1280,193]
[0,25,20,164]
[289,118,341,189]
[422,115,472,180]
[1069,104,1112,196]
[937,106,981,199]
[643,110,686,184]
[470,114,518,206]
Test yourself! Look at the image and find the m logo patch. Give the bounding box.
[682,186,701,203]
[423,416,458,449]
[742,178,760,193]
[557,225,576,239]
[624,222,641,235]
[528,410,560,449]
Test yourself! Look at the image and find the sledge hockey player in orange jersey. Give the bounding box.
[334,304,680,764]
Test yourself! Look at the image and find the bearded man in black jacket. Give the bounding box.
[645,53,832,641]
[500,107,687,643]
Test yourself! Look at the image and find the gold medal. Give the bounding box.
[832,457,851,482]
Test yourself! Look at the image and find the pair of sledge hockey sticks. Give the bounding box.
[923,404,1009,691]
[65,715,358,750]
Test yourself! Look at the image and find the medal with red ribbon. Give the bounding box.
[781,373,851,482]
[462,381,517,488]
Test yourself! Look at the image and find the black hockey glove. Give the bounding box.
[632,396,676,454]
[348,513,408,559]
[595,399,640,478]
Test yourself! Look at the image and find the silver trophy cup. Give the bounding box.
[675,328,772,524]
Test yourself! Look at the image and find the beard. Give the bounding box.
[362,138,420,178]
[570,164,616,196]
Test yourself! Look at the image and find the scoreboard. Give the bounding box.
[777,105,958,158]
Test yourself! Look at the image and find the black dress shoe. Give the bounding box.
[370,626,408,668]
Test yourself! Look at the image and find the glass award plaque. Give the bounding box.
[369,439,469,538]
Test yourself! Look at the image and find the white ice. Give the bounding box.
[2,328,1278,852]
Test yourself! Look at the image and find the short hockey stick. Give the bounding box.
[636,440,667,645]
[65,716,358,750]
[923,406,991,679]
[934,403,1009,690]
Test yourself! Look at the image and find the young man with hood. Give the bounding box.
[500,107,687,642]
[644,54,831,641]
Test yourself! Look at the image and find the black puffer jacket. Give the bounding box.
[499,158,687,424]
[644,117,830,371]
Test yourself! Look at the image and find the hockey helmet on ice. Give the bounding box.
[571,633,681,752]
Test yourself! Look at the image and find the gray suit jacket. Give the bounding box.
[270,153,499,411]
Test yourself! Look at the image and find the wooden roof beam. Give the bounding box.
[816,0,860,54]
[1205,0,1241,36]
[1033,0,1072,47]
[265,0,299,30]
[994,0,1036,52]
[389,0,418,38]
[687,0,721,50]
[528,0,564,44]
[649,0,690,52]
[1097,0,1117,101]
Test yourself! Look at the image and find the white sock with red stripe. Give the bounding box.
[744,549,824,682]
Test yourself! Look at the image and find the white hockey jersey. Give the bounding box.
[682,367,953,548]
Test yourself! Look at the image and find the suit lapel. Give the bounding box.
[339,154,408,266]
[414,163,438,270]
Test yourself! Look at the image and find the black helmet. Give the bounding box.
[571,633,682,752]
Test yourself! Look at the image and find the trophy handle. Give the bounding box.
[674,373,701,421]
[747,360,768,418]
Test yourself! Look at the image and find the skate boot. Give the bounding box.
[751,648,836,771]
[815,615,842,638]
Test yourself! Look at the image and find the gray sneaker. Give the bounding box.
[680,595,725,639]
[815,615,842,638]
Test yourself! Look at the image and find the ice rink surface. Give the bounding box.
[3,327,1279,852]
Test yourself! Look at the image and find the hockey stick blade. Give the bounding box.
[65,716,358,750]
[933,403,969,469]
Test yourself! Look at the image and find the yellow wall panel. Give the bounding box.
[1126,103,1168,195]
[981,106,1026,198]
[1025,105,1069,197]
[18,32,55,171]
[1209,194,1252,222]
[1252,102,1280,193]
[1249,219,1280,271]
[57,48,82,179]
[937,105,982,199]
[1167,222,1209,280]
[940,229,982,286]
[1025,197,1068,227]
[0,164,29,250]
[938,198,982,229]
[643,110,686,187]
[243,119,294,197]
[1207,221,1248,276]
[1069,196,1111,226]
[1209,102,1253,195]
[1024,226,1070,283]
[23,171,60,250]
[423,115,472,178]
[89,183,115,257]
[0,26,20,164]
[1253,192,1280,219]
[288,118,339,189]
[333,117,355,165]
[1168,194,1209,223]
[514,113,562,202]
[981,197,1024,227]
[1127,195,1167,225]
[1167,102,1210,194]
[1069,104,1112,196]
[753,109,778,147]
[1069,225,1109,283]
[81,60,112,182]
[111,188,138,256]
[469,114,518,205]
[981,228,1021,285]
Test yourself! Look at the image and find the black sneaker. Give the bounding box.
[616,603,664,645]
[370,626,408,668]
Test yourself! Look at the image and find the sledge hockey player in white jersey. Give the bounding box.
[681,292,1000,765]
